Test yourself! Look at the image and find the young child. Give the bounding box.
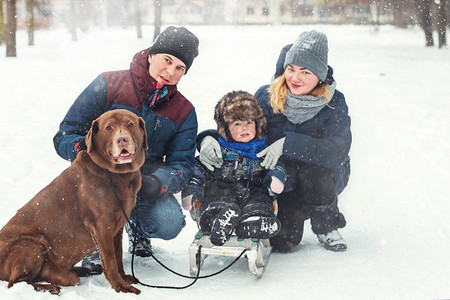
[182,91,287,246]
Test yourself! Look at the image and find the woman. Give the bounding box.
[199,30,351,252]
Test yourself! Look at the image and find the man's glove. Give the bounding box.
[138,175,167,201]
[199,136,223,171]
[257,137,286,169]
[270,176,285,194]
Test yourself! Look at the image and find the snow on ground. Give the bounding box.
[0,24,449,300]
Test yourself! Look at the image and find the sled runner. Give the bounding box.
[188,230,272,277]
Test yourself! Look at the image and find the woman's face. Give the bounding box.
[285,64,320,95]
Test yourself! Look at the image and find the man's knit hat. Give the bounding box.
[214,91,267,142]
[283,30,328,81]
[148,26,199,73]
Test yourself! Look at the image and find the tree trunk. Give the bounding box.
[135,0,142,38]
[26,0,34,46]
[0,0,5,45]
[78,0,90,32]
[6,0,16,57]
[270,0,280,26]
[416,0,434,46]
[153,0,162,42]
[69,0,77,41]
[437,0,447,48]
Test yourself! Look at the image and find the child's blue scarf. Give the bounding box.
[218,137,266,159]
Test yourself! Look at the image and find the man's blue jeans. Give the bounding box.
[128,193,186,240]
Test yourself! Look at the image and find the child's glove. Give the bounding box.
[270,176,285,194]
[257,137,285,169]
[199,136,223,171]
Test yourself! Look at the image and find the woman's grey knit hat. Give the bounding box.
[283,30,328,81]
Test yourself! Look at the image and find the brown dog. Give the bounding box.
[0,109,147,294]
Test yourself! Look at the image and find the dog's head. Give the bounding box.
[85,109,148,174]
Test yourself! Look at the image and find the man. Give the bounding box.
[53,26,199,274]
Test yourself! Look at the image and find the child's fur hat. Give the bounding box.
[214,91,267,142]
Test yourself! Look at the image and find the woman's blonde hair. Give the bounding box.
[268,73,334,114]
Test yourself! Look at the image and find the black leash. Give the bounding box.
[106,170,247,289]
[146,245,247,280]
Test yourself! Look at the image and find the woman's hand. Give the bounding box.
[257,137,286,169]
[199,136,223,171]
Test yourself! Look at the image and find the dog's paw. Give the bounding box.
[123,274,139,284]
[31,283,61,295]
[114,283,141,294]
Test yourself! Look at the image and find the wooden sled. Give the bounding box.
[188,230,272,277]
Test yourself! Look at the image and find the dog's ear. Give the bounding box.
[138,117,148,150]
[85,119,99,152]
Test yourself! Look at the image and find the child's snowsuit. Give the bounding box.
[182,137,286,237]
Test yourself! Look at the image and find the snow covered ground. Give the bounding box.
[1,24,449,300]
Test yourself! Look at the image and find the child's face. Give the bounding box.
[228,120,256,143]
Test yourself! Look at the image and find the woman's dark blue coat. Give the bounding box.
[254,44,351,195]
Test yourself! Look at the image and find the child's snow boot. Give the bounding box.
[316,229,347,252]
[210,204,240,246]
[235,216,281,239]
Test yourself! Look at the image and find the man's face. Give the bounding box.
[148,53,186,86]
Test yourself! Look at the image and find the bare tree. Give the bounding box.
[415,0,434,46]
[388,0,416,28]
[6,0,16,57]
[153,0,162,42]
[69,0,77,41]
[0,0,5,45]
[78,0,91,32]
[135,0,142,38]
[26,0,34,46]
[437,0,447,48]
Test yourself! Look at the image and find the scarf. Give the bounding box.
[283,81,336,125]
[129,48,175,107]
[148,83,168,107]
[218,137,266,159]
